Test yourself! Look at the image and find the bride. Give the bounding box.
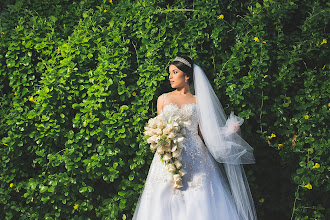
[132,56,257,220]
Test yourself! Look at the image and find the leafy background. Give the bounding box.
[0,0,329,219]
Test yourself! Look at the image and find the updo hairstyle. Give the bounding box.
[169,56,194,85]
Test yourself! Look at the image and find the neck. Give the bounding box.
[174,84,191,95]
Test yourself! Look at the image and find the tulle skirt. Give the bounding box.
[133,133,241,220]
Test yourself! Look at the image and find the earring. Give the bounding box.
[185,79,188,82]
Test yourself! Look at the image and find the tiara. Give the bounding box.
[173,57,192,68]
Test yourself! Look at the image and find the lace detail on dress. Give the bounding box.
[133,93,247,220]
[182,129,218,191]
[187,173,207,191]
[144,92,218,198]
[144,153,172,199]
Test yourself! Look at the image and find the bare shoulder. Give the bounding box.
[157,94,165,107]
[157,93,166,115]
[157,93,164,101]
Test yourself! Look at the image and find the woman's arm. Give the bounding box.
[157,94,164,116]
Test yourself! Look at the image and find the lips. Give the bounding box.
[170,81,174,83]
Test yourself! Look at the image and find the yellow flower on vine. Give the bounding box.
[218,14,224,19]
[29,96,37,103]
[264,75,268,78]
[320,39,327,45]
[328,103,330,107]
[267,133,276,139]
[110,0,113,4]
[259,198,265,203]
[104,9,107,12]
[304,115,309,119]
[278,144,283,149]
[312,163,320,169]
[74,204,79,210]
[9,183,14,188]
[254,37,260,42]
[303,183,312,189]
[132,91,137,96]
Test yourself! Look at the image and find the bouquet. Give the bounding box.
[143,113,188,189]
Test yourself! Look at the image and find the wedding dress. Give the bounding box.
[132,92,242,220]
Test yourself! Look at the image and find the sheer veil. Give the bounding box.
[193,64,257,220]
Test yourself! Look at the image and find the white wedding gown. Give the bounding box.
[132,93,241,220]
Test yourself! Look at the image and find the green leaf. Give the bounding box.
[40,185,48,193]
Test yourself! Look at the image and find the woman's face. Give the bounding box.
[168,64,189,88]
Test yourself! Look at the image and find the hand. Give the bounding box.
[233,124,240,132]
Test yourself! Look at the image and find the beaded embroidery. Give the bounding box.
[143,92,218,200]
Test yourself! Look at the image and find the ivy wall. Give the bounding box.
[0,0,328,219]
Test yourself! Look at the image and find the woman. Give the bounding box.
[133,56,257,220]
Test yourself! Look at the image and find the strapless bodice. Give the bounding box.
[161,103,198,136]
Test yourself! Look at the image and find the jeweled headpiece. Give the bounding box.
[173,57,192,68]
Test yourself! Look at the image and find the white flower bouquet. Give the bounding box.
[144,113,188,189]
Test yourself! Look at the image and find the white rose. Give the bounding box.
[178,169,186,177]
[173,174,181,182]
[177,136,185,143]
[167,123,174,130]
[156,135,162,143]
[172,149,182,158]
[163,153,172,162]
[152,135,159,143]
[157,146,165,155]
[174,181,183,189]
[171,144,177,152]
[147,136,155,144]
[174,160,182,169]
[144,130,151,137]
[168,132,175,139]
[149,129,157,136]
[156,119,163,129]
[149,119,157,129]
[163,127,171,135]
[150,143,157,151]
[168,163,176,173]
[156,128,162,135]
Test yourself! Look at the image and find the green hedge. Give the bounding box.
[0,0,328,219]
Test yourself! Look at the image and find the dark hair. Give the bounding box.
[169,56,194,85]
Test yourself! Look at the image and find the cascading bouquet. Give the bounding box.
[143,112,188,189]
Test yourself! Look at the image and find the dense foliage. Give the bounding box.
[0,0,328,219]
